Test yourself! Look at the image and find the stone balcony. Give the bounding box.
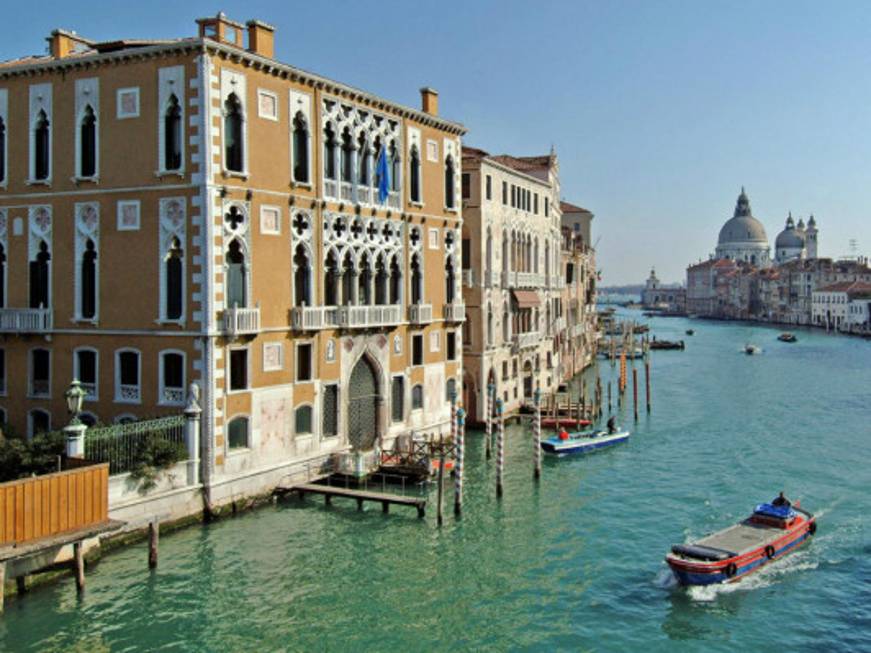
[461,269,475,288]
[408,303,433,325]
[222,305,261,337]
[291,306,339,331]
[339,305,402,328]
[512,331,540,350]
[443,303,466,322]
[0,307,53,333]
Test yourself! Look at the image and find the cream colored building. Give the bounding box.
[459,147,567,421]
[0,14,465,502]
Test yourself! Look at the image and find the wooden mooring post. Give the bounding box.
[148,519,159,569]
[437,435,446,526]
[632,368,639,421]
[608,381,612,413]
[485,382,494,460]
[454,408,466,517]
[645,358,651,413]
[74,542,85,593]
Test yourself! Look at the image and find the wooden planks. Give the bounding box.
[0,463,109,546]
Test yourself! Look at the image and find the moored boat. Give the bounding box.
[778,332,797,343]
[541,417,592,429]
[665,500,817,586]
[540,428,630,455]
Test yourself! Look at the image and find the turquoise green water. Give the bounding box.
[2,311,869,652]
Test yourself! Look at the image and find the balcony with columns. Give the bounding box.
[513,331,541,350]
[443,303,466,322]
[408,303,433,325]
[291,305,339,331]
[0,307,53,333]
[221,304,261,337]
[339,305,402,328]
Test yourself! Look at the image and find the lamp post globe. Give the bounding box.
[65,379,86,422]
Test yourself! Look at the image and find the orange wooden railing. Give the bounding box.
[0,462,109,547]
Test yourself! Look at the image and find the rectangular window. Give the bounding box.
[447,332,457,361]
[116,88,140,119]
[322,385,338,436]
[230,349,248,391]
[545,197,549,217]
[117,200,140,231]
[412,334,423,366]
[511,185,516,208]
[534,194,539,214]
[76,349,97,399]
[117,350,140,402]
[391,376,404,422]
[486,175,492,200]
[567,263,575,284]
[296,343,313,381]
[462,238,471,269]
[260,206,281,235]
[257,89,278,121]
[412,384,424,410]
[502,361,508,380]
[502,181,508,204]
[31,349,51,397]
[295,406,312,435]
[461,173,471,199]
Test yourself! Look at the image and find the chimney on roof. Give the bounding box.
[196,12,245,48]
[47,29,92,59]
[246,20,275,58]
[420,87,439,116]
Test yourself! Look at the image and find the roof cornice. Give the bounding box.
[0,37,467,136]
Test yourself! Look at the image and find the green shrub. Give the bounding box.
[0,426,66,482]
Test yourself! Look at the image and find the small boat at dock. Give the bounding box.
[540,417,592,430]
[649,339,684,350]
[540,428,630,456]
[666,500,816,586]
[778,332,797,343]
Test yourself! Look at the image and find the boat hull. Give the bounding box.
[666,514,816,586]
[540,431,630,455]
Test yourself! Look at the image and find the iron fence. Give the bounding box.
[84,414,187,476]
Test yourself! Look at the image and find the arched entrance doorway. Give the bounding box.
[463,370,477,424]
[523,361,534,400]
[348,356,380,451]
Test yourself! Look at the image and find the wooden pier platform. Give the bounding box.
[278,483,426,518]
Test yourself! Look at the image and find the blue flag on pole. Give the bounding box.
[376,145,390,204]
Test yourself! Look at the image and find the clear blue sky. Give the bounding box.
[4,1,870,284]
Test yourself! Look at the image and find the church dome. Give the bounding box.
[775,214,806,249]
[717,189,768,245]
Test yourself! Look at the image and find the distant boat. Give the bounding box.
[649,339,685,350]
[665,500,816,586]
[540,429,630,456]
[685,329,695,336]
[778,332,797,343]
[744,344,761,355]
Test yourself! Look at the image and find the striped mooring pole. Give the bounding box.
[533,386,542,481]
[454,407,466,516]
[450,388,457,458]
[486,382,494,460]
[496,398,505,498]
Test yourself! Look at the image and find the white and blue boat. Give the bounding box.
[540,429,630,456]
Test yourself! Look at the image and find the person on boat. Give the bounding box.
[558,429,570,441]
[772,491,791,508]
[606,416,617,434]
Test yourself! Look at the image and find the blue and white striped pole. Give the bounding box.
[496,398,504,498]
[534,386,542,481]
[486,382,494,460]
[454,407,465,516]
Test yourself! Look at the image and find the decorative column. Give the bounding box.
[454,407,465,516]
[496,398,504,498]
[533,385,542,481]
[184,382,202,486]
[485,381,494,460]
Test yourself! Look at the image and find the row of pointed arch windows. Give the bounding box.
[0,96,184,184]
[0,234,183,322]
[323,124,401,201]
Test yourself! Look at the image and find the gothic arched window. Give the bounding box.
[340,128,354,183]
[166,237,184,319]
[164,95,182,171]
[224,93,244,172]
[292,113,309,183]
[409,145,421,203]
[294,244,311,307]
[445,256,455,304]
[0,117,5,183]
[79,106,97,178]
[411,254,422,304]
[389,255,402,305]
[29,241,50,308]
[34,110,50,180]
[375,255,388,305]
[324,250,339,306]
[324,124,337,180]
[225,239,246,308]
[341,252,355,306]
[80,238,97,319]
[444,155,455,209]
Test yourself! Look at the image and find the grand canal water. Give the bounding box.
[2,311,869,652]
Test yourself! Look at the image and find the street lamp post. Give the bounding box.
[64,379,88,458]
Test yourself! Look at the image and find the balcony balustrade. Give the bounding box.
[338,304,402,328]
[443,303,466,322]
[387,191,401,209]
[30,379,50,398]
[324,179,337,198]
[340,182,354,202]
[408,303,433,325]
[118,384,141,403]
[162,387,185,405]
[484,270,498,288]
[0,307,53,333]
[356,186,372,205]
[291,306,340,331]
[513,331,540,350]
[81,382,97,400]
[222,304,261,337]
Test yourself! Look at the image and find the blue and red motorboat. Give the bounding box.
[665,500,817,586]
[540,428,630,456]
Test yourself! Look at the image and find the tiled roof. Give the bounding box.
[560,201,591,214]
[489,153,553,172]
[0,39,191,68]
[815,280,871,294]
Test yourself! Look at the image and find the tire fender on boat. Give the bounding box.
[765,545,776,559]
[808,521,817,536]
[724,563,737,578]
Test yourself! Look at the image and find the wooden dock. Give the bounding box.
[278,483,426,518]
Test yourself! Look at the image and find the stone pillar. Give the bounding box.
[184,383,202,486]
[64,422,87,459]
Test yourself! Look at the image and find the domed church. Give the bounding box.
[775,212,819,263]
[715,188,771,266]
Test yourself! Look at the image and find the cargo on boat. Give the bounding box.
[665,500,817,586]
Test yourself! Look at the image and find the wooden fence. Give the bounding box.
[0,462,109,547]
